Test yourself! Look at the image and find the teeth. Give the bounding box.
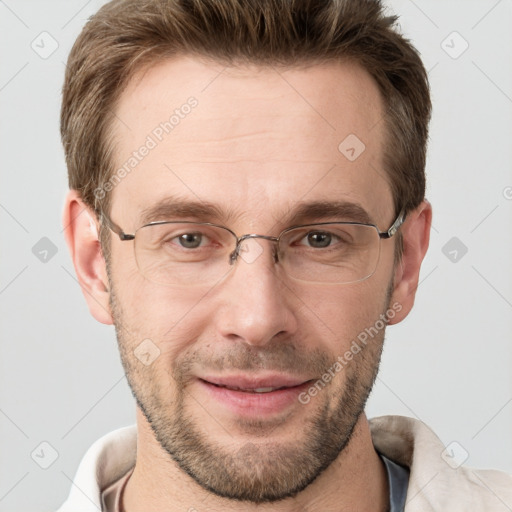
[223,385,279,393]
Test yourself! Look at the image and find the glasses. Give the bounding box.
[101,209,406,286]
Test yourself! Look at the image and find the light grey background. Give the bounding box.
[1,1,511,510]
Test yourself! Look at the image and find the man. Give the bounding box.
[57,0,512,510]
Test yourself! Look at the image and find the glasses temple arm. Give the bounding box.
[380,208,407,239]
[100,212,135,241]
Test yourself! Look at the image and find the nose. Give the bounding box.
[213,238,298,347]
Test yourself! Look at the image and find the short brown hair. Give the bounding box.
[61,0,431,222]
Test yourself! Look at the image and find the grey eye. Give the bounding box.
[178,232,203,248]
[306,232,332,248]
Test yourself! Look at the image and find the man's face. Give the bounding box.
[107,57,397,502]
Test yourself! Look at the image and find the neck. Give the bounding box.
[123,409,388,512]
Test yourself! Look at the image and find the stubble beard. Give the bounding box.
[109,278,390,503]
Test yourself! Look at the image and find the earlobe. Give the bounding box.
[62,190,113,325]
[388,200,432,325]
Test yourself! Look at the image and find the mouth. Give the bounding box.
[207,383,290,393]
[196,375,314,416]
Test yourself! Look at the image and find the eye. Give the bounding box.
[175,232,205,249]
[141,223,228,255]
[303,231,337,248]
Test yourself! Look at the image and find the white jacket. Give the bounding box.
[56,415,512,511]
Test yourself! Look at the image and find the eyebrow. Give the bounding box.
[139,196,373,227]
[288,201,373,225]
[139,197,227,225]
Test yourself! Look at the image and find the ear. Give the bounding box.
[388,199,432,325]
[62,190,113,325]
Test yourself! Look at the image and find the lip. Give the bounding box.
[201,374,309,390]
[197,374,314,417]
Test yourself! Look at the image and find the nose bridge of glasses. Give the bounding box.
[229,233,280,265]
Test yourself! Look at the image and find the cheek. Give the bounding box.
[109,242,205,332]
[112,271,211,357]
[298,280,389,350]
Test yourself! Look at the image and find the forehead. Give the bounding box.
[109,55,393,229]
